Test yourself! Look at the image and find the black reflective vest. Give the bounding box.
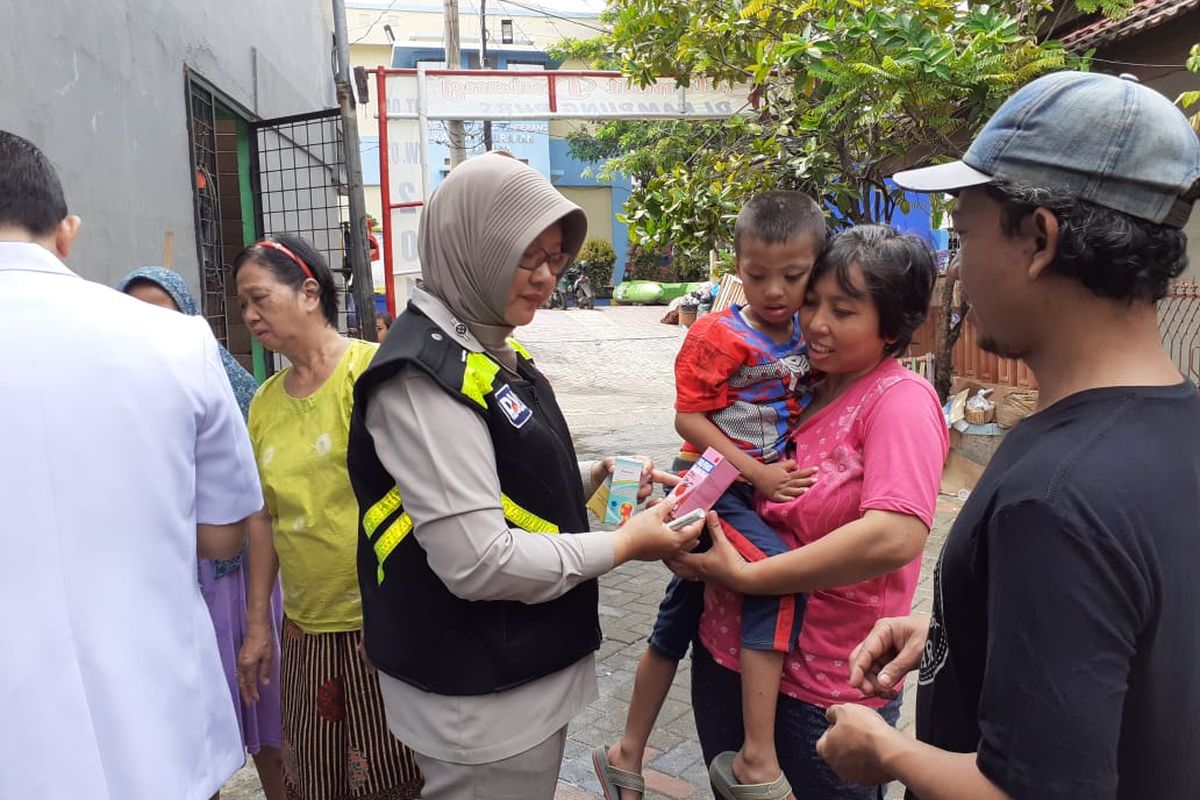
[347,305,601,695]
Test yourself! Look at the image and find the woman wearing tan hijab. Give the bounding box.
[346,152,703,798]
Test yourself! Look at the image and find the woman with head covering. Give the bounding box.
[230,235,423,800]
[117,267,286,800]
[345,152,704,798]
[119,268,259,416]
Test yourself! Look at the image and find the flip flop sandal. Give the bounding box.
[592,744,645,800]
[708,751,793,800]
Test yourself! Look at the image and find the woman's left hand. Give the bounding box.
[236,621,275,705]
[595,455,678,503]
[666,511,752,591]
[815,703,898,785]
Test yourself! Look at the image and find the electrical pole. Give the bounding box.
[444,0,467,167]
[480,0,492,151]
[331,0,377,342]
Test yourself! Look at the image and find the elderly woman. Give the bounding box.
[672,226,949,800]
[117,266,286,800]
[231,235,422,800]
[345,152,704,799]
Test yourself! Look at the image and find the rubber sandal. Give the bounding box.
[592,744,645,800]
[708,751,793,800]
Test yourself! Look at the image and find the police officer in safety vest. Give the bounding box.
[346,152,703,800]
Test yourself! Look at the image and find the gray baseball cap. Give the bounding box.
[893,71,1200,228]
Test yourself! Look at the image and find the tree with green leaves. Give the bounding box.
[569,0,1094,252]
[1177,43,1200,131]
[556,0,1146,399]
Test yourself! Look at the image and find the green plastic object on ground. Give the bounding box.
[613,280,705,305]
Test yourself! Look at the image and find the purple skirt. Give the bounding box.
[200,560,284,753]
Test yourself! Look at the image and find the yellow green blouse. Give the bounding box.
[248,340,378,633]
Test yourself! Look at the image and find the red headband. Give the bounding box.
[256,240,315,281]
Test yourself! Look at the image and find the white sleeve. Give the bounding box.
[365,367,614,603]
[579,460,602,498]
[193,321,263,524]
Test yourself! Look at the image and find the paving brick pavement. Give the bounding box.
[221,305,961,800]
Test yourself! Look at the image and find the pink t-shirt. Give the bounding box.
[697,358,948,709]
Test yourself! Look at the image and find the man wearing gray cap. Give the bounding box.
[813,71,1200,799]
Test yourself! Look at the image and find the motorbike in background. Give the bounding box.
[548,261,595,310]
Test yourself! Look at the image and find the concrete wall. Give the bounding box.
[0,0,335,289]
[559,186,613,240]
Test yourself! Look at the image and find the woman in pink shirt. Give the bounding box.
[672,225,948,800]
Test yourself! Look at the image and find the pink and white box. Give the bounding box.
[669,447,741,518]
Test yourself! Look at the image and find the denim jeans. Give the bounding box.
[690,643,902,800]
[648,483,805,661]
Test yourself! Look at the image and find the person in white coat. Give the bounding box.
[0,130,264,799]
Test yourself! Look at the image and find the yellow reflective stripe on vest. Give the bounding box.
[462,352,500,409]
[363,486,402,537]
[501,494,559,534]
[370,494,554,584]
[374,512,414,584]
[507,337,531,361]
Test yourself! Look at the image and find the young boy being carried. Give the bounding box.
[594,192,827,800]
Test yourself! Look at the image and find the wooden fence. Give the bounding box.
[907,313,1037,388]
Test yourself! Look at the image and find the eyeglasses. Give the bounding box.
[517,246,572,279]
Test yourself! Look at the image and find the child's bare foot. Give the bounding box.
[732,749,793,798]
[606,741,645,800]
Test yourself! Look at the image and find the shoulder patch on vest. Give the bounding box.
[495,384,532,428]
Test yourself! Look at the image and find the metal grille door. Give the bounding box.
[250,110,356,332]
[185,81,229,345]
[1158,281,1200,385]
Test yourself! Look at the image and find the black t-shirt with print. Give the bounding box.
[914,383,1200,800]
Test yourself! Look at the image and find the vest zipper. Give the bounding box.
[522,371,574,463]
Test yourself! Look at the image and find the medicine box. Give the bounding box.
[604,456,644,525]
[669,448,741,518]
